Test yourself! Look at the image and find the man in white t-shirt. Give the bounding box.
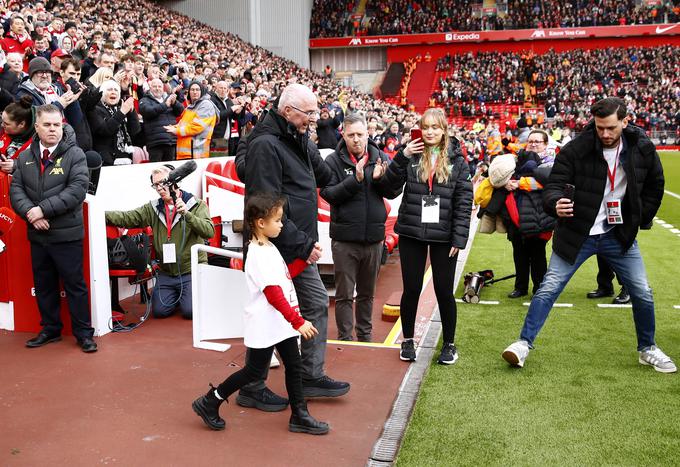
[501,97,675,373]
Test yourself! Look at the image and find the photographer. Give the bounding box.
[105,164,214,319]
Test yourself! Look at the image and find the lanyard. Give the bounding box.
[606,142,621,193]
[164,203,176,240]
[427,166,436,193]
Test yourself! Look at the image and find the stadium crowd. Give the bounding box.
[0,0,416,166]
[433,46,680,135]
[310,0,680,37]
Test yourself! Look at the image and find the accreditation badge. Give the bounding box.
[421,195,440,223]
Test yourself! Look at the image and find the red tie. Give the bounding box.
[41,149,52,170]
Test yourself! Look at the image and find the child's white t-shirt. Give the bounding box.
[243,241,300,349]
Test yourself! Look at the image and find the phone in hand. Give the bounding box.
[66,77,82,93]
[410,128,422,141]
[564,183,575,202]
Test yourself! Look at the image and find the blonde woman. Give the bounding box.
[379,108,472,364]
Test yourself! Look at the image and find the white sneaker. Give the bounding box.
[269,351,280,368]
[502,340,530,368]
[639,346,677,373]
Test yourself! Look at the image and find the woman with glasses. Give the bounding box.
[502,129,555,298]
[379,108,472,365]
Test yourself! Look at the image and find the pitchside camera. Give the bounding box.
[461,270,515,303]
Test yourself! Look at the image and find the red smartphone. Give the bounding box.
[410,128,422,141]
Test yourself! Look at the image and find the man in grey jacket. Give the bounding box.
[10,104,96,353]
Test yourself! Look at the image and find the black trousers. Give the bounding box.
[147,144,176,162]
[510,235,548,294]
[227,137,240,157]
[216,336,303,407]
[398,236,458,344]
[596,254,622,291]
[30,240,93,340]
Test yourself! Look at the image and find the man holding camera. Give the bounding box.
[105,164,214,319]
[10,104,96,352]
[501,97,675,373]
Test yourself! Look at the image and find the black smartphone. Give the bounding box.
[66,77,82,92]
[564,183,575,202]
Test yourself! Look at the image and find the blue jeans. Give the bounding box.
[520,229,656,350]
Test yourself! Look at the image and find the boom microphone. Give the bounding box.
[165,161,197,187]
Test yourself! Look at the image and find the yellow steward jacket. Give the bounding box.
[176,95,217,159]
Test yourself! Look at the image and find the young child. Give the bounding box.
[192,193,329,435]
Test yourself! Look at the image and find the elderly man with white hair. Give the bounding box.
[139,78,185,162]
[233,83,351,413]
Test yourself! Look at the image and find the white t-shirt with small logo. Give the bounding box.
[243,241,300,349]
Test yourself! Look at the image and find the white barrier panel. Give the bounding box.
[191,244,246,352]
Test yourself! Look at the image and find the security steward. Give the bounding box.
[10,104,97,352]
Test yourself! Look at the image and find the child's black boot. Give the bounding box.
[192,384,226,430]
[289,401,329,435]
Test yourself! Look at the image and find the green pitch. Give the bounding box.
[396,151,680,466]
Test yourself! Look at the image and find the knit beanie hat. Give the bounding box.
[488,153,516,188]
[28,57,52,77]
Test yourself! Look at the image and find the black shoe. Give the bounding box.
[289,403,329,435]
[192,385,225,430]
[302,375,350,398]
[507,290,528,299]
[77,337,98,353]
[236,387,288,412]
[437,343,459,365]
[613,287,631,304]
[400,339,416,362]
[26,332,61,348]
[586,288,614,299]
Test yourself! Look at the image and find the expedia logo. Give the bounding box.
[531,30,546,38]
[445,32,480,41]
[349,37,362,46]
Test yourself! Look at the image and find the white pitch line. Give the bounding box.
[455,299,499,305]
[598,304,633,308]
[671,229,680,234]
[674,305,680,310]
[664,189,680,201]
[662,223,673,229]
[655,219,665,224]
[522,302,573,307]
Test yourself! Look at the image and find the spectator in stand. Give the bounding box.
[0,96,36,174]
[88,79,141,166]
[378,108,472,365]
[139,78,184,162]
[1,15,33,71]
[17,57,81,111]
[315,106,343,150]
[164,81,217,159]
[209,80,245,155]
[0,52,23,98]
[320,113,398,342]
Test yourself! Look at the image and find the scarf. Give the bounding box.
[103,103,132,155]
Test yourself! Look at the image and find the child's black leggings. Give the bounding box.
[216,336,302,406]
[398,235,458,344]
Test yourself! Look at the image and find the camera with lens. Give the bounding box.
[461,269,497,303]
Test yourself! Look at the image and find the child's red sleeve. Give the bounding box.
[287,258,308,278]
[263,285,305,330]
